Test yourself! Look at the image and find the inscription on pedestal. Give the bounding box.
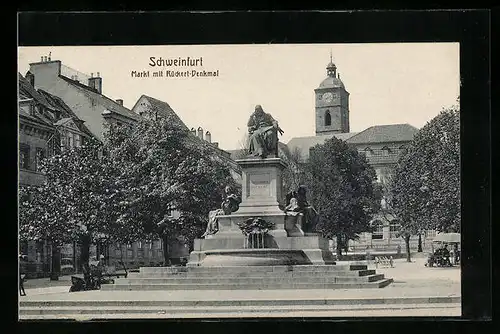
[249,173,271,198]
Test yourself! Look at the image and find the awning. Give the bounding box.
[433,232,461,243]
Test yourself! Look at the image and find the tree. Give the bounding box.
[279,145,308,195]
[391,100,460,262]
[105,116,237,265]
[305,137,382,258]
[18,138,122,276]
[19,184,72,278]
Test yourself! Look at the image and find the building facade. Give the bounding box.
[18,72,95,277]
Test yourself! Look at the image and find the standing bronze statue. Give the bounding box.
[247,105,284,158]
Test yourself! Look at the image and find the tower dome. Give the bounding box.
[318,76,345,89]
[319,54,345,89]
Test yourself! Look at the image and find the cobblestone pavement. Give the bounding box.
[20,256,460,301]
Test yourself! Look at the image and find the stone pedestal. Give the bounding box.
[188,157,336,267]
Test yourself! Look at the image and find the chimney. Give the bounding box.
[205,131,211,143]
[88,72,102,94]
[25,71,35,87]
[197,127,204,140]
[116,99,123,106]
[190,127,196,136]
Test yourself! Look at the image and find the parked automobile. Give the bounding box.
[60,258,75,275]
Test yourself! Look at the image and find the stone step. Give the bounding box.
[100,279,394,291]
[20,295,461,308]
[136,269,377,278]
[140,264,367,274]
[19,302,461,317]
[115,274,385,285]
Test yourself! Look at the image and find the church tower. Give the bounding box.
[314,55,350,135]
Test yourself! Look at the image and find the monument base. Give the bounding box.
[188,234,336,267]
[188,156,336,267]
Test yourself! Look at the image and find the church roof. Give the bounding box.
[286,132,359,160]
[318,76,345,89]
[346,123,419,144]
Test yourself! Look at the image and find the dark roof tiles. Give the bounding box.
[346,124,419,144]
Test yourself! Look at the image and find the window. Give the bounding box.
[35,148,45,172]
[127,249,133,258]
[381,146,391,156]
[371,220,384,240]
[74,134,81,147]
[67,132,74,148]
[19,144,30,169]
[138,241,143,249]
[324,111,331,126]
[364,147,372,157]
[389,221,401,238]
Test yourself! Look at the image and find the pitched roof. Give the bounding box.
[37,90,95,138]
[134,95,189,131]
[18,73,55,127]
[286,132,359,158]
[59,75,140,121]
[345,124,419,144]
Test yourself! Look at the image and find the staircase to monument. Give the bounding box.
[101,264,393,291]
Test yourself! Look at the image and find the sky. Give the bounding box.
[18,43,460,151]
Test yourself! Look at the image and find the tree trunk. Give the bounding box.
[336,234,342,259]
[162,235,171,267]
[418,233,423,252]
[80,234,91,270]
[404,235,411,262]
[50,243,61,280]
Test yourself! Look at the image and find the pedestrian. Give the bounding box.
[19,254,27,296]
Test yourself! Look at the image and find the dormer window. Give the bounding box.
[381,146,391,156]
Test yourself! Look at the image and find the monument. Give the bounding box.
[188,105,336,267]
[103,105,393,290]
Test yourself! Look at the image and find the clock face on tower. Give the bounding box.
[322,92,338,103]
